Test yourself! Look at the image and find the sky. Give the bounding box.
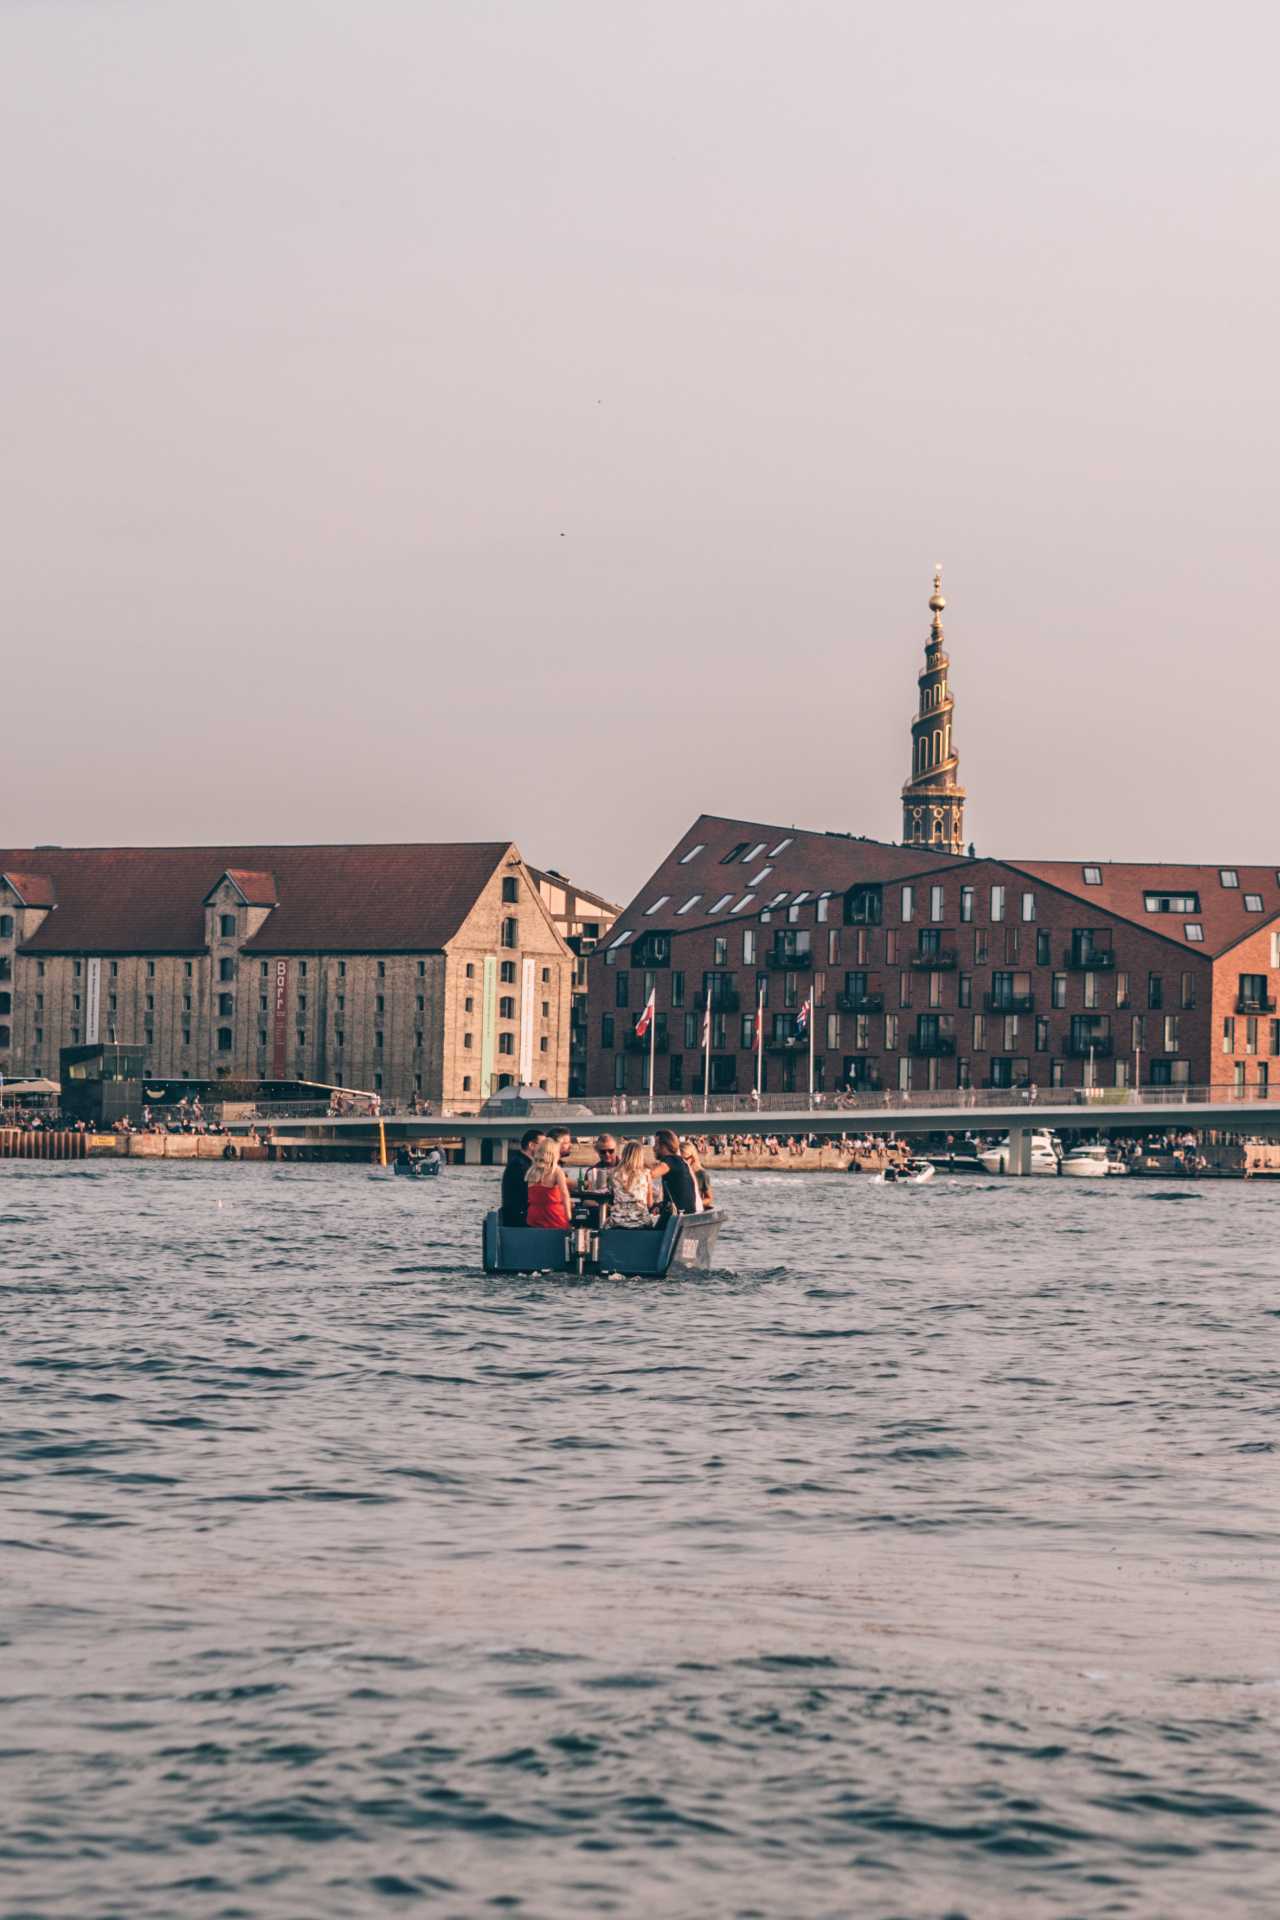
[3,0,1277,905]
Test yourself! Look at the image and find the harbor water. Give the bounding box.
[2,1163,1277,1918]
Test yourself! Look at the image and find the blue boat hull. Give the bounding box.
[482,1209,723,1277]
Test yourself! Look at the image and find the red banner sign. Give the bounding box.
[271,958,289,1078]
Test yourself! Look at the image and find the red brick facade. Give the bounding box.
[586,819,1280,1099]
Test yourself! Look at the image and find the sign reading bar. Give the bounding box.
[271,958,289,1077]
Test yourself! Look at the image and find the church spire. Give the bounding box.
[901,566,966,853]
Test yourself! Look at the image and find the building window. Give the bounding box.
[990,886,1006,922]
[1222,1016,1235,1053]
[1021,891,1036,921]
[500,960,516,984]
[502,877,519,902]
[219,914,236,938]
[1035,930,1051,968]
[615,972,629,1009]
[463,1032,473,1049]
[1164,1015,1179,1052]
[960,887,974,923]
[418,960,427,976]
[541,967,550,983]
[339,960,347,977]
[497,1033,514,1056]
[1116,971,1130,1008]
[499,996,515,1019]
[1082,866,1102,885]
[680,843,705,864]
[1148,974,1163,1009]
[501,918,518,948]
[376,994,385,1013]
[539,1035,549,1053]
[217,1027,233,1052]
[1243,892,1264,912]
[218,993,234,1016]
[462,1075,472,1091]
[1220,869,1239,888]
[901,885,914,922]
[0,916,11,939]
[375,1031,384,1050]
[930,886,944,922]
[743,929,756,964]
[1184,923,1204,942]
[1052,972,1067,1009]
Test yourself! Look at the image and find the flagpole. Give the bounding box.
[702,1001,711,1114]
[755,985,764,1108]
[808,991,815,1112]
[648,1000,656,1117]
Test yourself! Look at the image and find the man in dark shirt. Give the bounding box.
[501,1129,544,1226]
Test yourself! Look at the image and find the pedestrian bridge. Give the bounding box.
[226,1086,1280,1174]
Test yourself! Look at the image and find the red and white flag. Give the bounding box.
[796,995,812,1034]
[634,988,656,1039]
[754,991,765,1047]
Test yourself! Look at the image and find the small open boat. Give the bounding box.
[482,1208,723,1277]
[876,1159,935,1186]
[394,1154,442,1178]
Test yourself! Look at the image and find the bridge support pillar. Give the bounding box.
[1006,1126,1033,1176]
[463,1135,485,1167]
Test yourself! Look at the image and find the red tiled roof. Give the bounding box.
[222,869,279,906]
[0,844,515,954]
[1008,860,1280,957]
[2,871,58,907]
[608,813,970,945]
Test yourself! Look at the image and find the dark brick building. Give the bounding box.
[586,817,1280,1098]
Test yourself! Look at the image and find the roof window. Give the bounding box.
[744,842,767,864]
[607,927,634,950]
[1144,892,1199,914]
[766,891,789,908]
[769,837,794,857]
[1244,893,1264,911]
[1082,866,1102,885]
[748,866,772,887]
[644,894,671,915]
[709,893,734,913]
[790,890,810,907]
[1220,869,1239,888]
[730,893,757,914]
[677,894,703,915]
[679,843,705,864]
[721,843,750,864]
[1184,923,1204,942]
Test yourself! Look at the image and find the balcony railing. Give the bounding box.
[909,949,957,970]
[1064,947,1115,969]
[765,1035,806,1053]
[624,1034,670,1054]
[1064,1034,1114,1058]
[907,1033,957,1055]
[984,992,1036,1014]
[1237,996,1277,1014]
[695,988,740,1013]
[837,991,883,1014]
[767,951,813,970]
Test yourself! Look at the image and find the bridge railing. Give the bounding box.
[552,1084,1275,1120]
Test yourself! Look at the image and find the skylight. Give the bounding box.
[679,843,705,865]
[677,894,703,914]
[608,928,634,950]
[1244,893,1264,911]
[1082,866,1102,885]
[709,893,733,913]
[1184,923,1204,942]
[1220,869,1239,888]
[769,837,794,856]
[744,843,767,864]
[730,893,757,914]
[748,866,772,887]
[644,895,671,915]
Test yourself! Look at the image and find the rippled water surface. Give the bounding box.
[2,1161,1278,1918]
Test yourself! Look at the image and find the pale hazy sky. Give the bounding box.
[4,1,1276,903]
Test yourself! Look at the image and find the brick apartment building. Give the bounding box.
[585,821,1280,1101]
[0,843,590,1111]
[588,578,1280,1101]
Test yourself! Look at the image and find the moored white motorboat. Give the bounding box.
[978,1129,1060,1175]
[1061,1142,1109,1178]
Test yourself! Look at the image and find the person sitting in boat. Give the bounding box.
[683,1141,713,1212]
[651,1129,699,1214]
[501,1128,544,1226]
[423,1146,444,1173]
[582,1134,620,1195]
[609,1142,658,1228]
[526,1136,572,1230]
[394,1145,415,1172]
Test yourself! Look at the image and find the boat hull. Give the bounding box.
[482,1209,723,1277]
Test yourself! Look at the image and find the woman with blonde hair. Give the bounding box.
[609,1141,657,1229]
[525,1135,572,1230]
[683,1142,713,1212]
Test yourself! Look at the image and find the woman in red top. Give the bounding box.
[525,1137,572,1229]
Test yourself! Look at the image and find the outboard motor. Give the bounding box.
[569,1223,599,1276]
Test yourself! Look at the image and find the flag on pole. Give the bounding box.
[753,998,763,1045]
[634,988,656,1039]
[700,1003,711,1049]
[796,995,812,1034]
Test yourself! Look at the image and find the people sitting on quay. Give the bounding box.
[525,1137,572,1230]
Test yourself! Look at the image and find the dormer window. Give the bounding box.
[1144,892,1199,914]
[220,913,237,938]
[0,916,11,939]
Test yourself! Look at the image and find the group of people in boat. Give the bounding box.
[501,1129,714,1233]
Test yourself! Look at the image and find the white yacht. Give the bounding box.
[1061,1142,1110,1178]
[979,1129,1060,1175]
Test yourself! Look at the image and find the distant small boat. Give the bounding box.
[482,1208,723,1277]
[876,1159,935,1186]
[394,1155,442,1178]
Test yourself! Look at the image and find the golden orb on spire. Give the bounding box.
[929,565,946,615]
